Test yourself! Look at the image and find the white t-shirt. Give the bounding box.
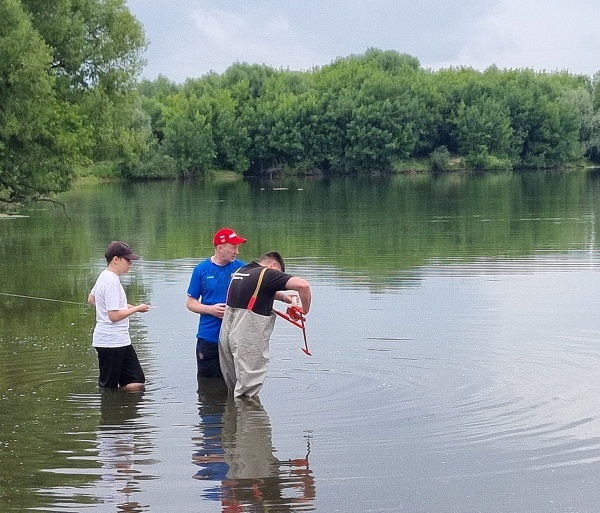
[90,269,131,348]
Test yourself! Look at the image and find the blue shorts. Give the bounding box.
[196,338,223,379]
[96,345,145,388]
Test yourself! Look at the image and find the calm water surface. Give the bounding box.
[3,171,600,512]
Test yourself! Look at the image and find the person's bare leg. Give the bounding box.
[120,382,145,393]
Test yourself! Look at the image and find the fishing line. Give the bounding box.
[0,292,157,308]
[0,292,85,306]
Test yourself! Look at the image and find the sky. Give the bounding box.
[125,0,600,83]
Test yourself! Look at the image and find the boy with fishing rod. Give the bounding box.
[88,241,150,392]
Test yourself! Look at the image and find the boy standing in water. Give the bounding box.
[88,241,150,392]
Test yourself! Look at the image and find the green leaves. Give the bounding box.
[1,0,148,209]
[0,0,72,205]
[137,49,596,178]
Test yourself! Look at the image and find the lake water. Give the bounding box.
[2,171,600,512]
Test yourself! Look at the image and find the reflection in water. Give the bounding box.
[9,173,600,512]
[96,390,146,512]
[193,378,230,497]
[34,390,155,512]
[193,378,315,512]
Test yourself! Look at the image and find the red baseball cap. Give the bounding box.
[213,228,247,246]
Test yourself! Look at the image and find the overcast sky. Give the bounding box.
[125,0,600,83]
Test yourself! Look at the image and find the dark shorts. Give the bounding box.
[196,338,223,379]
[96,345,145,388]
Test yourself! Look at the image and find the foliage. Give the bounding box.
[429,146,451,172]
[0,0,78,207]
[0,0,148,209]
[137,50,599,179]
[5,31,600,203]
[121,149,178,179]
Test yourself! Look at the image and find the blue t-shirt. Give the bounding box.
[187,258,245,343]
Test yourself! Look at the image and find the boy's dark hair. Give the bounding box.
[258,252,285,272]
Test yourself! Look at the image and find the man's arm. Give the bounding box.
[186,295,226,319]
[283,276,311,314]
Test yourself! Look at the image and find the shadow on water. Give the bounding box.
[193,378,315,512]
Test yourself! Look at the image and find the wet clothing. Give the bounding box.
[187,258,245,379]
[96,345,145,388]
[219,308,276,397]
[196,338,223,379]
[219,262,292,397]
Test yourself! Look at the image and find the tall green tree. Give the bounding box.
[162,93,215,177]
[1,0,148,208]
[578,77,600,162]
[451,96,514,170]
[0,0,81,207]
[209,89,250,173]
[21,0,146,94]
[23,0,148,166]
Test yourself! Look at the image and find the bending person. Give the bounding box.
[219,252,311,397]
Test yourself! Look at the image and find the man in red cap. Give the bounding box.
[186,228,247,382]
[88,241,150,392]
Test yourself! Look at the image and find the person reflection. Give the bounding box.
[192,377,230,499]
[193,380,315,511]
[96,389,145,512]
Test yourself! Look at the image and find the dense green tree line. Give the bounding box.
[0,0,146,207]
[136,49,600,179]
[3,0,600,209]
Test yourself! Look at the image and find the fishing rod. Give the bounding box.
[273,306,311,356]
[0,292,158,309]
[0,292,85,306]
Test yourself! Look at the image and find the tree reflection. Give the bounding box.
[193,378,315,511]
